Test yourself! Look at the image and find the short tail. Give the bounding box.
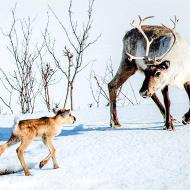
[0,134,20,156]
[14,117,20,124]
[12,117,20,135]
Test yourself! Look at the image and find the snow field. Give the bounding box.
[0,104,190,190]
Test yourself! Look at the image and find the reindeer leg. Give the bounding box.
[108,60,137,127]
[151,93,165,116]
[16,137,33,176]
[151,93,175,121]
[161,86,174,130]
[40,137,59,169]
[182,82,190,124]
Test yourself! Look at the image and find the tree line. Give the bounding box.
[0,0,139,114]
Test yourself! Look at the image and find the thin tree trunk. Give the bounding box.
[70,83,73,110]
[64,85,69,108]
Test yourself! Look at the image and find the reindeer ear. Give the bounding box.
[56,110,62,115]
[159,60,170,70]
[53,108,58,114]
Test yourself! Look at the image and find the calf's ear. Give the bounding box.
[52,107,59,114]
[159,60,170,70]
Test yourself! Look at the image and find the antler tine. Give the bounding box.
[153,17,177,62]
[130,20,135,27]
[136,16,155,57]
[156,23,176,62]
[138,15,143,26]
[170,16,179,30]
[131,16,154,29]
[125,52,145,62]
[126,16,155,61]
[141,16,155,23]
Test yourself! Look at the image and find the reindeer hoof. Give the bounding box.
[53,165,60,169]
[182,115,190,125]
[182,119,187,125]
[168,127,175,131]
[163,126,175,131]
[163,122,175,131]
[163,127,173,131]
[39,160,48,169]
[110,121,121,128]
[163,117,175,131]
[113,124,121,128]
[25,172,32,176]
[171,115,176,122]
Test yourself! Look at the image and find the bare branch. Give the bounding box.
[47,0,99,110]
[1,7,41,113]
[48,5,79,53]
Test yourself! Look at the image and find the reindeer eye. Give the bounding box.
[155,71,161,78]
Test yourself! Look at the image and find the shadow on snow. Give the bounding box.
[0,128,12,141]
[59,122,184,137]
[0,121,185,141]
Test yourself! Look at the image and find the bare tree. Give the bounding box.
[39,50,57,112]
[62,46,74,108]
[45,0,100,110]
[89,70,109,107]
[89,71,101,107]
[0,76,13,113]
[89,58,135,107]
[1,6,41,114]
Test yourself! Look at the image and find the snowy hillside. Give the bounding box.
[0,104,190,190]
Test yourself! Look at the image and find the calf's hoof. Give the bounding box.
[39,160,48,169]
[25,171,32,176]
[53,165,60,169]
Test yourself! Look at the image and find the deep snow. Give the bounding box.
[0,104,190,190]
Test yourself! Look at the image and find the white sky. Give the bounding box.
[0,0,190,111]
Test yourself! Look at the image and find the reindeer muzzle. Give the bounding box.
[139,89,152,98]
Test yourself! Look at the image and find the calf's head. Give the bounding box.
[139,60,170,98]
[54,109,76,124]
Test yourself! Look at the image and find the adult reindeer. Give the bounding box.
[108,16,176,128]
[139,18,190,130]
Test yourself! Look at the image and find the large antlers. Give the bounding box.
[126,16,178,63]
[126,16,155,61]
[156,16,178,62]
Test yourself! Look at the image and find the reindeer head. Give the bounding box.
[53,108,76,124]
[125,16,177,98]
[139,60,170,98]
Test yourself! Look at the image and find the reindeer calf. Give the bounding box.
[0,109,76,176]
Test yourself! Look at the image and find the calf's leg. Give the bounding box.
[16,137,33,176]
[40,137,59,169]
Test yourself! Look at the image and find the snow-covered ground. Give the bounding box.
[0,103,190,190]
